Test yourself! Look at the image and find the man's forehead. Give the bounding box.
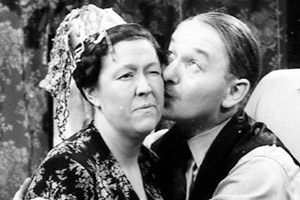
[171,23,224,52]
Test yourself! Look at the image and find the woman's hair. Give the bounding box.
[185,12,261,92]
[73,23,165,100]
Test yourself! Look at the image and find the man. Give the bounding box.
[14,11,300,200]
[152,12,300,200]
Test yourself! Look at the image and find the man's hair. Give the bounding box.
[186,12,261,92]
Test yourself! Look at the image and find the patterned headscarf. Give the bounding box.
[39,4,126,139]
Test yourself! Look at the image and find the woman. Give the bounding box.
[23,8,165,200]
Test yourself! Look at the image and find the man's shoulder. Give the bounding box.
[240,145,299,172]
[143,129,169,149]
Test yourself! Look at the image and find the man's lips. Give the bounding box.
[164,87,176,99]
[164,91,172,98]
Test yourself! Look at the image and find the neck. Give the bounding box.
[177,107,238,138]
[93,112,143,167]
[93,111,148,200]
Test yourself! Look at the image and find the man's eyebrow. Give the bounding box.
[195,48,209,58]
[170,36,209,58]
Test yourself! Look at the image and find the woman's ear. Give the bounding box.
[82,87,101,108]
[222,78,250,108]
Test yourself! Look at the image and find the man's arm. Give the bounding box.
[211,146,299,200]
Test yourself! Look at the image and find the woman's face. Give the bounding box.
[91,39,164,138]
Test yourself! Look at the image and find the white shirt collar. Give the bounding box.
[187,119,230,167]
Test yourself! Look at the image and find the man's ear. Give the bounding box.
[82,87,101,108]
[222,78,250,108]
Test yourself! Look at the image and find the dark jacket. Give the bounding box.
[152,108,299,200]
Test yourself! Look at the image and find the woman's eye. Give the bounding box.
[147,65,162,76]
[149,69,162,76]
[149,71,161,77]
[119,72,134,80]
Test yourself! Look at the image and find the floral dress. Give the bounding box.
[24,122,164,200]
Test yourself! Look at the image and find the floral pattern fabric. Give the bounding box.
[25,122,163,200]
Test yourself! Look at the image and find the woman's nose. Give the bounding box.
[136,75,152,96]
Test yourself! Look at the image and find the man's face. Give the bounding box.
[163,20,232,127]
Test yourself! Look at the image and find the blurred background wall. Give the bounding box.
[0,0,299,199]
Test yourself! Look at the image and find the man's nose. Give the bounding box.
[163,60,179,85]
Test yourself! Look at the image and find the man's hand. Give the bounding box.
[13,178,46,200]
[13,178,31,200]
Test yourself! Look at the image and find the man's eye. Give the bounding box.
[188,60,199,66]
[186,60,203,72]
[166,51,175,64]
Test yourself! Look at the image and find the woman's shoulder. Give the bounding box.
[42,125,99,165]
[50,130,91,154]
